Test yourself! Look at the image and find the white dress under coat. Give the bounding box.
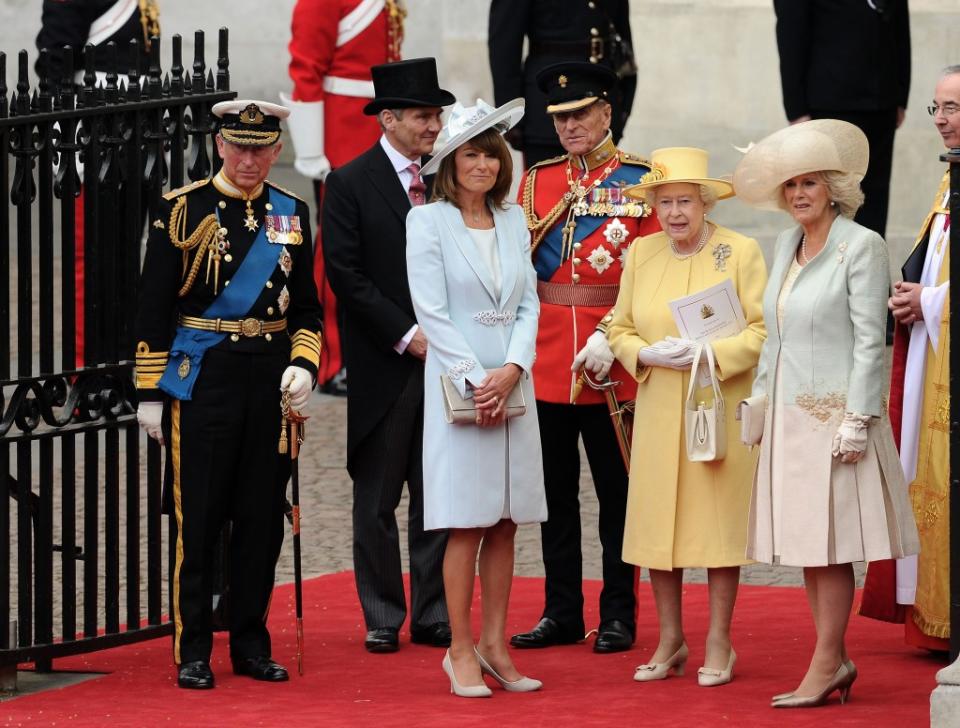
[406,200,546,531]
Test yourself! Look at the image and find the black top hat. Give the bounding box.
[535,62,618,114]
[363,57,456,116]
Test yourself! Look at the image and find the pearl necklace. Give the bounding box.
[669,223,710,259]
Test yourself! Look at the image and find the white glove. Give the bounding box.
[281,365,313,408]
[279,93,331,181]
[136,402,164,445]
[637,337,698,370]
[831,412,871,463]
[571,330,615,379]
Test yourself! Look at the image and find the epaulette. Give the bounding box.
[528,153,569,172]
[265,179,306,203]
[162,178,210,200]
[618,152,652,168]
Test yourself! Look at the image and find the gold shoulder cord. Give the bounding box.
[523,167,573,254]
[167,196,221,297]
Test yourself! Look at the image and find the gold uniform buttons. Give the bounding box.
[265,280,274,289]
[265,203,273,211]
[267,306,274,315]
[590,27,599,36]
[572,273,581,283]
[230,334,240,342]
[265,333,272,342]
[224,280,230,287]
[573,257,582,265]
[573,242,582,250]
[224,254,233,263]
[218,201,226,209]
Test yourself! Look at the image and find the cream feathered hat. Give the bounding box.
[419,98,525,177]
[732,119,869,211]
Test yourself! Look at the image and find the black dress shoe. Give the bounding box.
[177,660,215,689]
[364,627,399,653]
[593,619,634,653]
[410,621,451,647]
[231,656,289,682]
[510,617,581,649]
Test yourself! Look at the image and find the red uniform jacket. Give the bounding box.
[288,0,402,167]
[519,137,659,405]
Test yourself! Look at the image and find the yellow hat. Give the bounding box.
[625,147,734,201]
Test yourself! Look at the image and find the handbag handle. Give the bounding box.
[684,342,723,409]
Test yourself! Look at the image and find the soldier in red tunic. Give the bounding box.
[284,0,405,393]
[510,62,659,654]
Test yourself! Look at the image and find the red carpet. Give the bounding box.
[2,573,940,727]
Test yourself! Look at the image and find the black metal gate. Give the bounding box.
[0,28,235,678]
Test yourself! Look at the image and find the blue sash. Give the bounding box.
[533,164,646,281]
[158,188,295,400]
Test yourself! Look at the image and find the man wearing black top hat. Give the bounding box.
[322,58,454,653]
[134,100,323,688]
[510,62,658,653]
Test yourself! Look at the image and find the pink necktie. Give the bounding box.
[407,162,426,206]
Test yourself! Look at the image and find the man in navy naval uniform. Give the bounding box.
[134,100,323,689]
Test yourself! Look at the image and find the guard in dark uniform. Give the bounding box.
[35,0,160,80]
[134,100,322,689]
[488,0,636,167]
[510,63,658,653]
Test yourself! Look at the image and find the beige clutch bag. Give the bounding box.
[441,375,526,425]
[736,394,767,447]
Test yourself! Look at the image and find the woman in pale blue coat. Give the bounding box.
[407,99,546,698]
[734,120,918,709]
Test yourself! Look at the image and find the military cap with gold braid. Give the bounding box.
[535,61,618,115]
[212,99,290,146]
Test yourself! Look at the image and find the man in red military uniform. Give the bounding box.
[511,63,659,653]
[283,0,405,393]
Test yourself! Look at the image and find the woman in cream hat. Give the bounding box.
[607,147,767,687]
[733,119,919,708]
[407,98,546,697]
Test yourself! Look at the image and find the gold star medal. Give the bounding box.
[244,199,259,231]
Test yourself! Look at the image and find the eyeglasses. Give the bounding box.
[927,103,960,118]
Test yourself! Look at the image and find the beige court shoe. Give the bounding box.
[442,650,492,698]
[475,648,543,692]
[633,642,689,682]
[772,661,857,708]
[697,648,736,687]
[770,658,857,704]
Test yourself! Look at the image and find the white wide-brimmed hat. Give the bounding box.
[419,98,525,177]
[624,147,734,201]
[732,119,869,211]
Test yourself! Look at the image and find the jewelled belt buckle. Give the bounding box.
[240,317,262,338]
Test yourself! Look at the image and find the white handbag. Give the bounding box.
[736,394,767,447]
[684,343,726,462]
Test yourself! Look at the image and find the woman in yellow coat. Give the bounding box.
[608,148,766,687]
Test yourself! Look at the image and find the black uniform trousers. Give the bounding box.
[810,107,898,239]
[350,366,448,631]
[536,400,637,636]
[163,349,290,665]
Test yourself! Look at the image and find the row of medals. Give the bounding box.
[570,186,649,218]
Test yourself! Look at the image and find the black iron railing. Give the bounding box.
[0,27,235,678]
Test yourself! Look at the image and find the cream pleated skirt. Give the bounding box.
[747,366,920,567]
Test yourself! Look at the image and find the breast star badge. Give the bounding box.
[587,245,613,274]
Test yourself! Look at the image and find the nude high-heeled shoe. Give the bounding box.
[772,662,856,708]
[633,642,688,682]
[442,650,492,698]
[697,648,736,687]
[770,659,857,703]
[475,648,542,692]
